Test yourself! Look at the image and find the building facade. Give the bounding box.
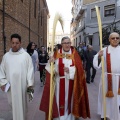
[71,0,120,51]
[0,0,49,61]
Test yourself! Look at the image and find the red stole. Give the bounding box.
[58,49,74,116]
[106,47,114,97]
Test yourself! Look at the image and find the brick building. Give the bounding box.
[0,0,49,61]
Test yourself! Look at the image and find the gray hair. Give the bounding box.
[61,36,70,42]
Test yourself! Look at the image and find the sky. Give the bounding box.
[46,0,72,34]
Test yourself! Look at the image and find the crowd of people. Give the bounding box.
[76,42,97,84]
[0,32,120,120]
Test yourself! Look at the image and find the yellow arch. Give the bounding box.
[51,13,64,51]
[48,13,64,120]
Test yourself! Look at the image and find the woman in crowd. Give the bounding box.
[26,42,39,73]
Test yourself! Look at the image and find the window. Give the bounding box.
[34,0,37,18]
[89,37,92,45]
[104,4,115,17]
[79,36,81,43]
[76,38,77,47]
[91,7,100,18]
[91,8,97,18]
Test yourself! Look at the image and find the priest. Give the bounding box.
[40,36,90,120]
[93,32,120,120]
[0,33,34,120]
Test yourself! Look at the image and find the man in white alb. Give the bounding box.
[93,32,120,120]
[0,33,34,120]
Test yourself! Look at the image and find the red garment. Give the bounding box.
[39,47,90,118]
[39,64,46,71]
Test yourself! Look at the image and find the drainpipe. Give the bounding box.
[29,0,31,43]
[38,0,40,47]
[43,10,44,46]
[3,0,6,53]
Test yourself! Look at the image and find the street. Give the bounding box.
[0,70,101,120]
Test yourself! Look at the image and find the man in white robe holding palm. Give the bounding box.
[0,33,34,120]
[93,32,120,120]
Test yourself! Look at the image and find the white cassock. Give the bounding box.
[31,50,39,72]
[46,48,76,120]
[93,45,120,120]
[0,48,34,120]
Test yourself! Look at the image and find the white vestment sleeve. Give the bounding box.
[27,55,34,87]
[45,62,51,73]
[35,50,39,66]
[93,54,101,70]
[66,66,75,80]
[0,56,8,87]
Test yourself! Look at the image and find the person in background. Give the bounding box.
[35,44,40,53]
[77,42,85,62]
[0,33,34,120]
[54,44,62,52]
[39,36,90,120]
[82,42,87,51]
[38,46,48,86]
[93,32,120,120]
[26,42,39,73]
[85,45,97,83]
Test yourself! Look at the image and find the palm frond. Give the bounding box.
[51,13,64,51]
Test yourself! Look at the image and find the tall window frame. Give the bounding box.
[104,4,115,17]
[91,7,100,19]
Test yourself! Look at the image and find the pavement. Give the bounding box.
[0,70,102,120]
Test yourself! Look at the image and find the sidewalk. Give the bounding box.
[0,70,101,120]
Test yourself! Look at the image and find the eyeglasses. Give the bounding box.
[32,45,35,46]
[111,37,120,40]
[62,42,71,45]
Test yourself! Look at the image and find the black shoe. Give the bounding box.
[91,79,94,82]
[101,118,107,120]
[87,81,90,84]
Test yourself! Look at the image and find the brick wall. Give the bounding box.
[0,0,49,61]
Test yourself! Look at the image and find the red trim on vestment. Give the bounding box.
[106,47,114,97]
[59,48,65,116]
[68,80,74,114]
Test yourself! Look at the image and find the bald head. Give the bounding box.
[88,45,93,51]
[109,32,120,39]
[109,32,120,47]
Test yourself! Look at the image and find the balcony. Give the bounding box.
[75,6,86,21]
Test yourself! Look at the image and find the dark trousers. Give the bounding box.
[86,63,96,82]
[39,64,45,82]
[40,70,43,82]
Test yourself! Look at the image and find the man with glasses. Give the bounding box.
[40,36,90,120]
[93,32,120,120]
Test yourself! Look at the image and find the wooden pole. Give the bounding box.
[95,6,106,120]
